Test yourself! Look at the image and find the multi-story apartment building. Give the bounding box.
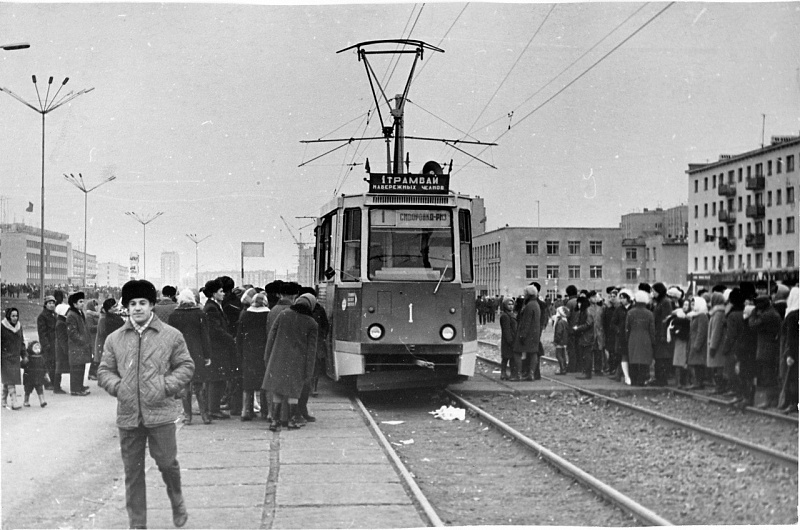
[619,205,689,287]
[160,251,181,288]
[0,223,72,285]
[71,249,98,287]
[687,135,799,288]
[96,262,130,288]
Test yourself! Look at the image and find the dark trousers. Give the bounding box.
[578,344,593,376]
[566,337,578,372]
[521,352,538,379]
[654,358,671,384]
[592,348,604,374]
[69,364,85,393]
[208,380,226,413]
[119,423,183,529]
[227,376,243,415]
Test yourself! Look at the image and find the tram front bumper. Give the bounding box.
[333,340,477,378]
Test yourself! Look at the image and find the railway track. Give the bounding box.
[475,341,797,469]
[355,392,669,526]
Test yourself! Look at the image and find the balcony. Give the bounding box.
[718,183,737,197]
[745,204,765,219]
[745,233,765,249]
[745,176,765,191]
[717,209,736,223]
[718,237,736,251]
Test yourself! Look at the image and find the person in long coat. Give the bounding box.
[1,307,27,410]
[573,295,596,379]
[552,305,569,376]
[667,299,691,388]
[719,288,756,407]
[85,299,100,380]
[236,291,269,421]
[66,292,92,396]
[706,291,728,394]
[94,298,125,365]
[202,279,234,419]
[611,289,633,385]
[170,288,213,424]
[650,282,675,386]
[778,287,799,413]
[499,297,519,379]
[54,304,70,394]
[513,285,542,381]
[37,295,57,390]
[262,293,318,431]
[626,290,655,386]
[748,295,782,409]
[687,296,709,389]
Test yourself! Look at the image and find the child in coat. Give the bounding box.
[23,341,47,407]
[553,306,570,375]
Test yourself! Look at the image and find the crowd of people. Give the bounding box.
[494,281,798,414]
[0,277,329,429]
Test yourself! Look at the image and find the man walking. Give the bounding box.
[98,280,195,529]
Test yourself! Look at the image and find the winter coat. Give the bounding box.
[603,303,618,354]
[23,346,47,388]
[500,311,518,360]
[719,307,757,367]
[310,304,330,367]
[652,297,675,359]
[706,305,727,368]
[55,315,69,374]
[36,309,57,365]
[667,312,690,367]
[513,298,542,354]
[236,308,269,391]
[169,305,214,384]
[612,304,629,358]
[626,303,654,365]
[153,299,178,324]
[782,309,799,364]
[66,308,92,365]
[222,293,243,337]
[261,304,318,399]
[1,320,25,385]
[688,313,708,366]
[94,310,125,363]
[202,299,234,380]
[573,307,595,348]
[748,305,782,363]
[263,299,293,364]
[98,315,195,429]
[84,309,99,355]
[553,318,569,347]
[565,296,579,339]
[589,304,604,350]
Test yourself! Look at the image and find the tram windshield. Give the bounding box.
[368,208,455,282]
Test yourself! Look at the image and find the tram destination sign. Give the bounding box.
[368,173,450,194]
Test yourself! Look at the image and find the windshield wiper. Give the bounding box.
[433,264,450,295]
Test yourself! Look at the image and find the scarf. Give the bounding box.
[1,318,21,333]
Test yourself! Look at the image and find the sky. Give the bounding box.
[1,1,798,285]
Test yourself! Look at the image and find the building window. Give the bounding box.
[712,174,717,188]
[568,240,581,255]
[767,160,773,176]
[568,265,581,279]
[728,255,735,270]
[627,268,639,280]
[525,265,538,279]
[747,165,752,178]
[694,180,698,193]
[712,256,717,270]
[546,265,559,279]
[755,253,763,268]
[789,251,796,268]
[738,197,743,212]
[546,241,560,255]
[590,265,602,279]
[712,202,717,216]
[768,191,772,206]
[777,252,782,268]
[703,229,708,241]
[728,170,734,183]
[777,190,782,205]
[626,248,638,260]
[777,218,782,234]
[589,240,602,255]
[694,205,699,218]
[738,168,743,182]
[652,247,657,261]
[704,177,708,190]
[704,257,708,270]
[768,219,773,235]
[756,163,763,176]
[747,254,752,268]
[788,217,796,234]
[777,158,783,174]
[694,230,698,243]
[525,240,538,255]
[738,255,743,269]
[788,187,795,203]
[788,155,795,172]
[704,204,708,217]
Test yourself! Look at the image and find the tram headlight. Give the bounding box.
[368,324,385,340]
[440,325,456,341]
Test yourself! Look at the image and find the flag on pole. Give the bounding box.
[26,202,34,212]
[241,242,264,258]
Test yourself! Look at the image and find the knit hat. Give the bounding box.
[177,288,197,306]
[773,283,790,302]
[295,293,317,309]
[634,290,650,304]
[524,285,538,297]
[121,280,158,307]
[43,295,56,306]
[68,291,85,307]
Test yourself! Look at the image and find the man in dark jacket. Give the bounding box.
[37,295,57,390]
[748,295,782,409]
[98,280,194,529]
[153,285,178,323]
[513,285,542,381]
[719,288,757,407]
[650,282,674,386]
[564,285,579,372]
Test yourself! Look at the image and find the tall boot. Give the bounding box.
[7,386,21,410]
[2,385,8,409]
[621,361,631,386]
[182,387,193,425]
[37,389,47,408]
[555,347,567,375]
[260,391,269,420]
[196,385,212,424]
[241,391,254,421]
[687,367,704,390]
[674,367,684,389]
[287,404,301,429]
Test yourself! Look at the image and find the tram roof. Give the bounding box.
[316,191,474,218]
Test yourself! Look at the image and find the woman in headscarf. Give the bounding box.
[499,296,519,380]
[626,290,655,386]
[687,296,709,389]
[237,291,269,421]
[1,307,27,410]
[169,288,213,425]
[706,291,728,394]
[667,298,691,388]
[778,287,799,413]
[262,293,319,432]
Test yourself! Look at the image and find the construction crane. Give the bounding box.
[280,215,308,250]
[280,216,315,286]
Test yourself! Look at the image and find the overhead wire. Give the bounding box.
[453,1,676,175]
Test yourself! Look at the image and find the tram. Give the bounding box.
[307,40,489,391]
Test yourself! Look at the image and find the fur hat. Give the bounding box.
[203,279,223,298]
[638,282,652,293]
[177,288,197,306]
[739,281,756,301]
[161,285,177,298]
[606,286,619,295]
[754,295,771,310]
[240,287,257,305]
[712,283,728,293]
[68,291,85,307]
[727,288,745,307]
[121,280,157,307]
[634,290,650,304]
[666,286,683,299]
[217,275,235,294]
[565,285,578,297]
[652,282,667,297]
[530,281,542,292]
[102,298,118,312]
[43,295,56,306]
[524,285,538,297]
[280,282,301,296]
[296,293,317,309]
[265,280,283,295]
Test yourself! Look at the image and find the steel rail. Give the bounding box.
[353,396,444,527]
[444,390,674,526]
[474,353,798,469]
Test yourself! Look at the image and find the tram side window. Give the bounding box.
[317,213,336,281]
[341,208,361,281]
[459,209,473,282]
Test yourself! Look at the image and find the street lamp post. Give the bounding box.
[64,173,116,288]
[1,76,94,301]
[125,211,164,281]
[186,233,211,291]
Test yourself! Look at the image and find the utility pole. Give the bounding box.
[125,211,164,281]
[186,234,211,291]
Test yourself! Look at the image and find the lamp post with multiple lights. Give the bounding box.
[63,173,116,288]
[186,233,211,291]
[0,75,94,301]
[125,211,164,282]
